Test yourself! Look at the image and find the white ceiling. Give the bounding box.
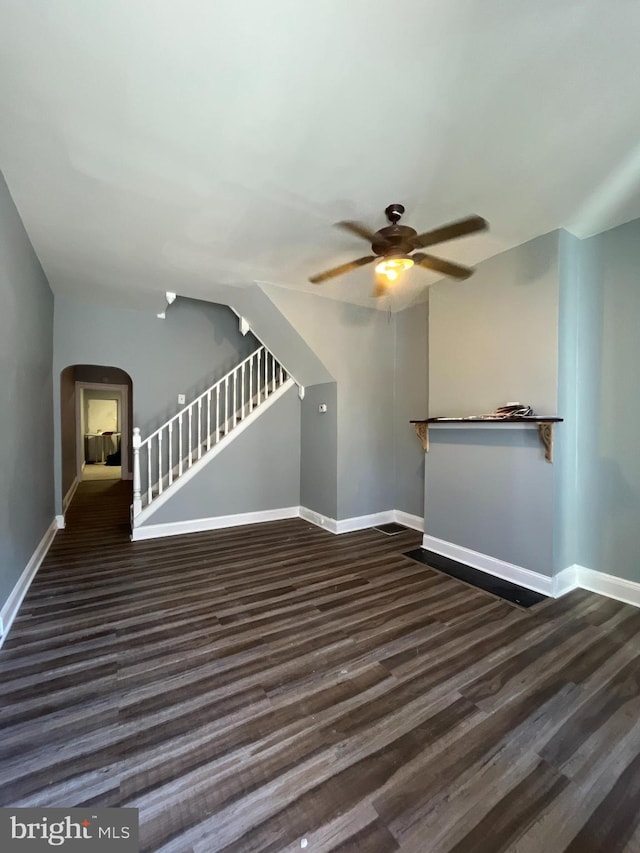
[1,0,640,312]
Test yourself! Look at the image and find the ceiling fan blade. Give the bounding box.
[309,255,375,284]
[413,252,474,280]
[411,215,488,250]
[336,220,378,243]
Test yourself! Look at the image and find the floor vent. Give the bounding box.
[404,548,547,608]
[373,522,407,536]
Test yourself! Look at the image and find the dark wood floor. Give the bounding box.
[2,480,640,852]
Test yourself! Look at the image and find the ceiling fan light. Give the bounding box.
[375,255,414,282]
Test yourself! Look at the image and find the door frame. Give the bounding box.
[75,382,130,480]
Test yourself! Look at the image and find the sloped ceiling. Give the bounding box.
[1,0,640,312]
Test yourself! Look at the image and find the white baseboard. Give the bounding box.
[334,510,394,534]
[421,534,554,596]
[553,564,580,598]
[394,511,424,533]
[63,477,79,512]
[298,506,340,534]
[54,477,80,531]
[0,519,58,648]
[131,506,300,541]
[134,506,426,542]
[298,507,425,535]
[578,565,640,608]
[418,538,640,607]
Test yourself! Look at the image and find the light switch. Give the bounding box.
[318,403,327,413]
[178,394,186,405]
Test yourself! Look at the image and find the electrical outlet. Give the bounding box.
[178,394,186,405]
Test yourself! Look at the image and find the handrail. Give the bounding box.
[132,343,292,518]
[140,346,266,447]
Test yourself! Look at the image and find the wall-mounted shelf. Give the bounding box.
[410,416,563,462]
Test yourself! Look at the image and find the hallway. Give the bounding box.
[2,482,640,852]
[82,462,123,481]
[59,477,132,538]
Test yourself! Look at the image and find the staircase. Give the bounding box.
[131,345,295,526]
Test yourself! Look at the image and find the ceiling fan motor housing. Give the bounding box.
[372,224,418,257]
[370,203,417,255]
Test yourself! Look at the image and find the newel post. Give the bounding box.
[132,427,142,517]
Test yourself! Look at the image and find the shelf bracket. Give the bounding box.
[414,422,429,452]
[412,419,558,462]
[537,423,554,463]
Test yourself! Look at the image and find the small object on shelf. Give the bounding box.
[458,402,535,419]
[490,402,534,418]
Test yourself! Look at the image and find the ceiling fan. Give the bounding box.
[309,204,488,296]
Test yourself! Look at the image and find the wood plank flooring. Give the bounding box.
[2,479,640,852]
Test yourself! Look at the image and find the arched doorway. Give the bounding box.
[59,365,133,513]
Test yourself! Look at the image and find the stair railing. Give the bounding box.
[132,345,289,517]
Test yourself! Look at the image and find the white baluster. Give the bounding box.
[233,370,237,428]
[225,376,229,434]
[178,413,183,477]
[132,427,142,516]
[266,351,271,396]
[264,352,269,398]
[249,355,254,412]
[188,407,193,467]
[266,351,270,395]
[241,363,246,420]
[158,430,163,495]
[263,354,268,398]
[168,422,173,486]
[216,385,220,443]
[271,352,276,393]
[257,349,261,405]
[198,399,202,459]
[279,363,283,385]
[207,390,211,450]
[147,442,152,504]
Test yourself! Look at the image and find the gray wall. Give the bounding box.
[554,229,581,574]
[53,295,261,513]
[425,428,555,574]
[0,172,54,614]
[394,301,429,517]
[429,231,560,416]
[575,217,640,582]
[424,233,561,576]
[145,384,301,524]
[228,284,334,387]
[188,282,334,387]
[300,382,338,518]
[261,286,397,519]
